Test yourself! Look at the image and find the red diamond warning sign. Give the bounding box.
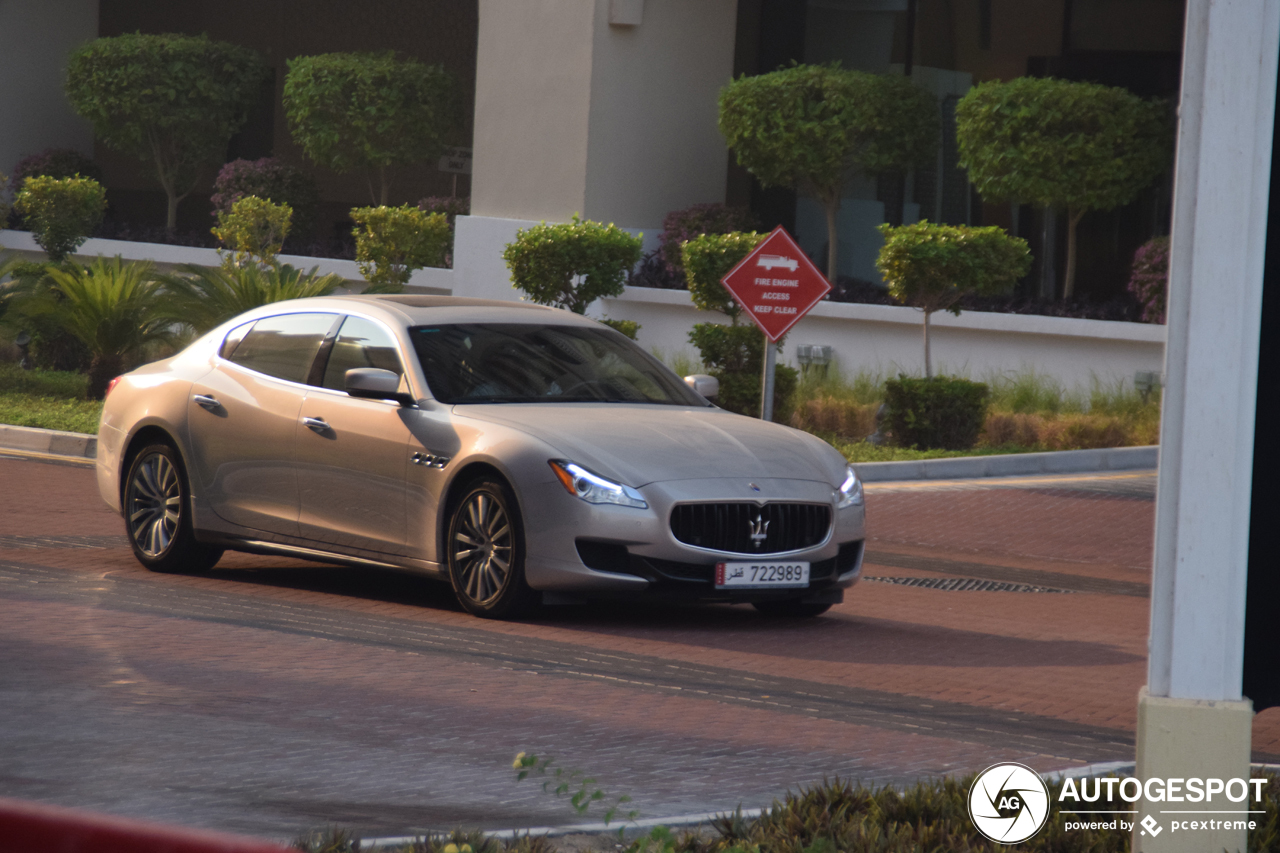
[720,226,831,342]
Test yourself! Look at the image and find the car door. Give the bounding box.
[295,314,413,555]
[187,312,340,537]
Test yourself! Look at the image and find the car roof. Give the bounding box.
[253,293,597,327]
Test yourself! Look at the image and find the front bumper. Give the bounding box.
[519,475,866,601]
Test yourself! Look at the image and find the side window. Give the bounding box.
[322,315,405,391]
[219,321,254,360]
[227,313,337,384]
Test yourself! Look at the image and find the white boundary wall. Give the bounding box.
[2,217,1166,391]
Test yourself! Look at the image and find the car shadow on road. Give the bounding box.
[201,556,1140,670]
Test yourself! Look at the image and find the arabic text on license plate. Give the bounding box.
[715,561,809,589]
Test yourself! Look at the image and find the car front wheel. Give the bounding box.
[446,478,535,619]
[123,443,223,573]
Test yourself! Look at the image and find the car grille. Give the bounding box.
[669,502,831,554]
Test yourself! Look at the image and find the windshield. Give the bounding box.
[410,323,707,405]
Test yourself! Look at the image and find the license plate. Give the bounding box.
[715,561,810,589]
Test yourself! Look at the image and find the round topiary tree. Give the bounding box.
[718,63,938,283]
[502,215,642,314]
[284,51,459,205]
[955,76,1170,299]
[876,221,1031,378]
[65,33,265,231]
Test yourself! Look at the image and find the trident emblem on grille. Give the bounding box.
[748,513,770,548]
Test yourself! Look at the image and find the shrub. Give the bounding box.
[14,257,172,398]
[600,318,640,340]
[660,203,757,280]
[681,231,766,320]
[161,263,346,334]
[14,175,107,263]
[877,221,1031,377]
[719,64,937,281]
[956,76,1170,298]
[687,322,796,421]
[627,249,686,290]
[417,195,470,229]
[212,196,292,269]
[884,375,989,450]
[211,158,319,244]
[791,396,879,441]
[1128,236,1169,323]
[65,33,265,230]
[351,205,451,293]
[502,215,642,314]
[9,148,103,197]
[284,52,459,205]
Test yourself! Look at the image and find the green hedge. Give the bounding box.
[884,375,989,450]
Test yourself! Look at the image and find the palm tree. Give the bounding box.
[21,257,174,398]
[160,262,346,334]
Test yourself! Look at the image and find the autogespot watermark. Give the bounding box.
[966,762,1271,844]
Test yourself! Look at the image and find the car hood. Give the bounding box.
[451,403,845,488]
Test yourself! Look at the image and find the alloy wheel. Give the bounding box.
[127,452,181,558]
[451,490,514,605]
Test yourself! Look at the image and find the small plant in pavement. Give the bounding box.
[513,751,638,826]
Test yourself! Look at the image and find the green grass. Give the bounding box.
[825,434,1041,463]
[0,364,100,434]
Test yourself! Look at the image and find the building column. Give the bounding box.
[1136,1,1280,851]
[458,0,738,302]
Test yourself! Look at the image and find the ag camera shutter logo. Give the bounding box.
[968,762,1051,844]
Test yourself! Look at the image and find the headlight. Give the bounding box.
[549,460,648,509]
[837,464,864,508]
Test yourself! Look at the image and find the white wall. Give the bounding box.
[0,0,97,194]
[450,214,1165,390]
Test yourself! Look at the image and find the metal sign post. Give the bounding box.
[719,226,831,421]
[760,342,777,421]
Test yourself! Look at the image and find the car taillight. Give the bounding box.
[104,377,121,399]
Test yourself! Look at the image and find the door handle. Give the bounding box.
[193,394,221,411]
[302,416,330,434]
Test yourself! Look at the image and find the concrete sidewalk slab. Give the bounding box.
[0,425,96,460]
[854,446,1158,482]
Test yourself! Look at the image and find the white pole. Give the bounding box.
[1136,1,1280,849]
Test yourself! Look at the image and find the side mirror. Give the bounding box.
[684,373,719,399]
[345,368,414,406]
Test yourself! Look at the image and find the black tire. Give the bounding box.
[752,599,832,618]
[123,443,223,574]
[446,477,536,619]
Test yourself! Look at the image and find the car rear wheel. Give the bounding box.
[446,478,535,619]
[752,599,832,618]
[124,443,223,573]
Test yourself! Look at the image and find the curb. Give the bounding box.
[854,445,1158,482]
[0,424,96,460]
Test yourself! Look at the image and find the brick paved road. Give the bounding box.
[2,457,1276,840]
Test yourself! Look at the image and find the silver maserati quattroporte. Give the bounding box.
[97,295,865,618]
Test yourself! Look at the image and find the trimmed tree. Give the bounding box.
[718,63,937,283]
[502,215,642,314]
[65,33,264,231]
[284,52,459,205]
[876,221,1031,378]
[955,76,1169,299]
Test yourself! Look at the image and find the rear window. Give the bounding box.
[227,313,338,384]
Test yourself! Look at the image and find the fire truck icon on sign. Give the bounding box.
[756,254,798,272]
